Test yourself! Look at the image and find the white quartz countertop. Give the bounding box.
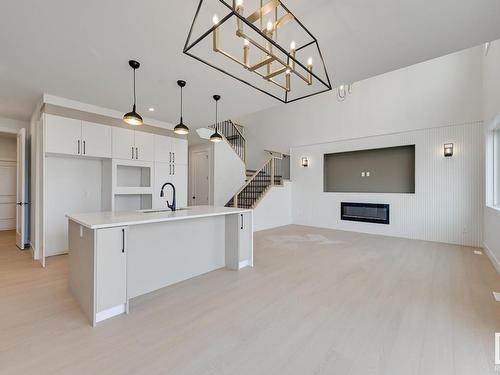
[66,206,252,229]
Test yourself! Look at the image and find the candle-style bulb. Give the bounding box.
[236,0,244,6]
[212,14,219,25]
[307,57,313,66]
[244,39,250,46]
[266,20,273,32]
[290,40,296,50]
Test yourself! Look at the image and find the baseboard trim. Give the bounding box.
[239,260,250,269]
[95,304,126,323]
[483,242,500,275]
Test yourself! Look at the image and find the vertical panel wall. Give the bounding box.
[291,122,484,247]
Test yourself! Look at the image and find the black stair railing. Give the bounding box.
[227,156,285,208]
[209,120,246,163]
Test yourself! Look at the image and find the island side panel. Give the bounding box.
[68,220,96,326]
[238,211,253,268]
[127,216,226,299]
[225,214,239,270]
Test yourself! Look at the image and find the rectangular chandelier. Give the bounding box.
[184,0,332,103]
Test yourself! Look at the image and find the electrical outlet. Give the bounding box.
[494,292,500,302]
[474,250,483,255]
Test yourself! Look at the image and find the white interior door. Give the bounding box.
[16,128,27,249]
[191,151,209,205]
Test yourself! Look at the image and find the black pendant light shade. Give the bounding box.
[174,80,189,135]
[210,94,223,143]
[123,60,144,126]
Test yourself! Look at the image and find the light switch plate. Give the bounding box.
[474,250,483,255]
[361,172,365,177]
[366,172,370,177]
[494,292,500,302]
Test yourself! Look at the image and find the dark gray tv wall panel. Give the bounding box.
[324,145,415,193]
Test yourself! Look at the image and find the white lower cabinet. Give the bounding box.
[96,227,127,317]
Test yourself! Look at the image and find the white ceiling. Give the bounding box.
[1,0,500,126]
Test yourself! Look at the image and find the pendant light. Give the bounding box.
[123,60,144,126]
[210,95,223,143]
[173,80,189,135]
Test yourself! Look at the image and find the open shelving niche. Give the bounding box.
[109,159,154,211]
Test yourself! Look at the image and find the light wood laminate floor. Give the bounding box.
[0,226,499,375]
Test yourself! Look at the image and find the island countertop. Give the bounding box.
[66,206,252,229]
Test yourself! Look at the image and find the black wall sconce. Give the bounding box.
[301,157,309,167]
[444,143,453,157]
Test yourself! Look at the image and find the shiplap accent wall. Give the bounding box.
[291,122,484,247]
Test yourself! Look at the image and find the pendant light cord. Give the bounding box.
[180,86,183,120]
[215,99,218,133]
[133,68,137,110]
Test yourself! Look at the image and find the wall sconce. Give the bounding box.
[301,157,309,167]
[444,143,453,157]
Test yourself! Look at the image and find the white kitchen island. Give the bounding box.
[67,206,253,326]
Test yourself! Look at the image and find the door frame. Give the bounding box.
[189,147,211,206]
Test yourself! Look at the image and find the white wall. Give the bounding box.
[483,39,500,272]
[253,181,292,232]
[212,140,246,206]
[236,46,483,170]
[0,135,17,230]
[291,122,483,247]
[45,156,103,256]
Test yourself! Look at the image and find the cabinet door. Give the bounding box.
[96,227,127,312]
[134,131,155,162]
[171,138,188,165]
[153,162,174,209]
[171,164,188,208]
[112,127,135,160]
[81,121,112,158]
[45,114,82,155]
[154,135,172,163]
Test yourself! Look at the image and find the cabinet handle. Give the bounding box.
[136,147,138,160]
[131,146,134,159]
[173,152,175,163]
[169,152,172,163]
[122,228,125,253]
[173,164,175,175]
[83,140,86,155]
[169,164,172,175]
[77,140,80,154]
[241,214,243,230]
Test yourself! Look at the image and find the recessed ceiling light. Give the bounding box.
[148,107,155,112]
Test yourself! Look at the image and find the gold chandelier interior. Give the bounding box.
[212,0,314,93]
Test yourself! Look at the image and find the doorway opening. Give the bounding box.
[0,128,29,250]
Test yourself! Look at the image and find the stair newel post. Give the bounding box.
[271,157,275,186]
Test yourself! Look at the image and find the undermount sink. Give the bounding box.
[141,208,188,213]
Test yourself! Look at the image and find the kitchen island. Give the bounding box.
[67,206,253,326]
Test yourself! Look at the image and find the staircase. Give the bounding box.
[226,156,286,208]
[209,120,246,163]
[209,119,289,209]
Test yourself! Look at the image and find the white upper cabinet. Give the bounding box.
[112,127,154,161]
[45,114,82,155]
[172,138,188,165]
[134,131,155,162]
[154,135,172,163]
[81,121,112,158]
[112,127,135,160]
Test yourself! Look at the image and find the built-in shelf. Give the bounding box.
[116,165,151,188]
